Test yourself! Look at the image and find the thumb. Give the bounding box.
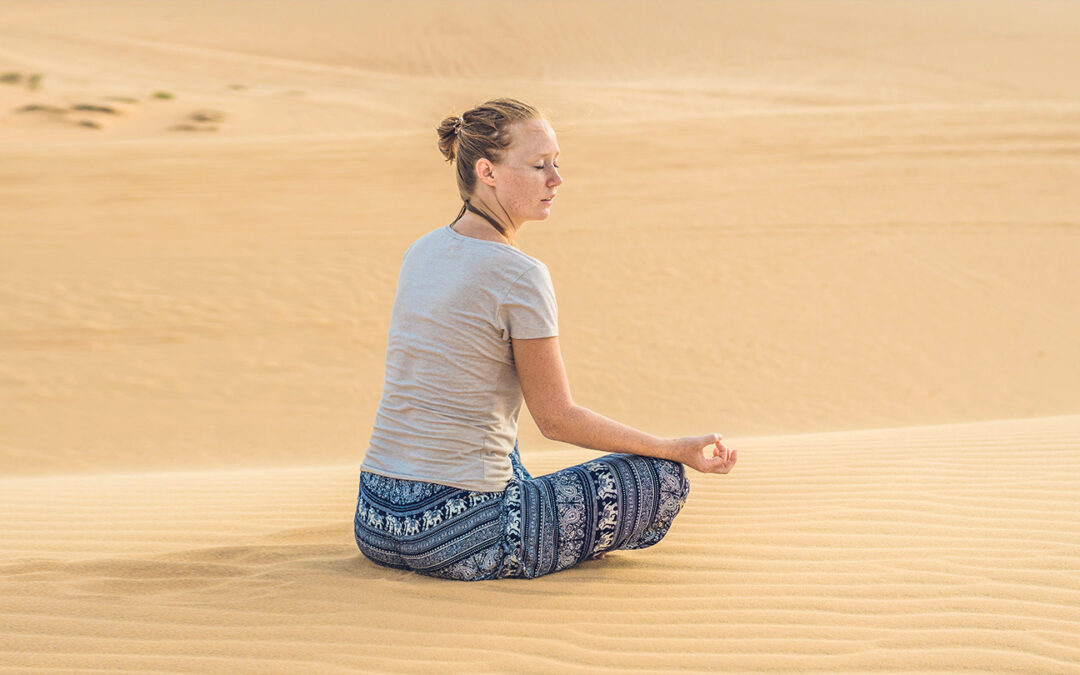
[708,433,723,456]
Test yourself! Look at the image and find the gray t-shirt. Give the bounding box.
[360,224,559,492]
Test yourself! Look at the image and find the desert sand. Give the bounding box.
[2,0,1079,672]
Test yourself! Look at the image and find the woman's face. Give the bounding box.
[490,118,562,227]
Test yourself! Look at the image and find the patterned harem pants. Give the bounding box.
[354,441,691,580]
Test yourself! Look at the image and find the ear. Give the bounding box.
[475,157,496,187]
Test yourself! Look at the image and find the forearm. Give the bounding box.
[544,404,679,461]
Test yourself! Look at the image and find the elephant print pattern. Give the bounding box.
[354,440,691,581]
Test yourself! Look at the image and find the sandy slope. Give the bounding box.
[3,30,1079,473]
[3,416,1079,673]
[2,0,1080,671]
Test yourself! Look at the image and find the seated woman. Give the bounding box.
[355,98,738,581]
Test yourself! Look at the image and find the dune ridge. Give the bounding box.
[3,100,1078,475]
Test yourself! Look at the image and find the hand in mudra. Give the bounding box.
[674,433,738,474]
[589,433,736,564]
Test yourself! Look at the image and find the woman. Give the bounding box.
[355,98,737,581]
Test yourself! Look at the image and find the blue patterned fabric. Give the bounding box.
[354,440,690,580]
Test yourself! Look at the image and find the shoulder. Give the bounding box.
[436,225,552,275]
[402,226,447,257]
[503,255,554,296]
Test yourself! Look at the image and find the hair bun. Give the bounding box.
[437,115,464,163]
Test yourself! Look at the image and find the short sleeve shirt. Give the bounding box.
[360,224,559,492]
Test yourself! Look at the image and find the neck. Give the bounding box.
[455,200,516,244]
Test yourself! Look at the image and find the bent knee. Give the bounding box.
[651,456,690,503]
[676,461,690,502]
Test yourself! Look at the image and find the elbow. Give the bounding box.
[536,404,576,442]
[535,412,559,441]
[538,420,561,442]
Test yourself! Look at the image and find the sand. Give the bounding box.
[4,416,1080,672]
[2,0,1079,672]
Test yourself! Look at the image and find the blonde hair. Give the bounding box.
[436,98,544,247]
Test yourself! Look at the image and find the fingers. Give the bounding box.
[708,433,725,459]
[720,447,738,473]
[689,434,738,474]
[712,436,731,463]
[707,445,737,474]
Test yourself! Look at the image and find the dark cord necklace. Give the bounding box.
[463,199,511,243]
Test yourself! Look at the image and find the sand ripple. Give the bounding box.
[3,416,1079,672]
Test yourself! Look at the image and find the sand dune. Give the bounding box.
[3,0,1080,671]
[3,89,1078,474]
[3,416,1079,672]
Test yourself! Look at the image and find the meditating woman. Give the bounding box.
[354,97,737,581]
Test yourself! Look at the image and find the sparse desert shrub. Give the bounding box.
[72,104,120,114]
[169,123,218,132]
[190,109,225,123]
[15,104,67,114]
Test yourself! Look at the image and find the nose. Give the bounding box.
[549,167,563,187]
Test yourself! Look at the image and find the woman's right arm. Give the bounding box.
[512,336,737,474]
